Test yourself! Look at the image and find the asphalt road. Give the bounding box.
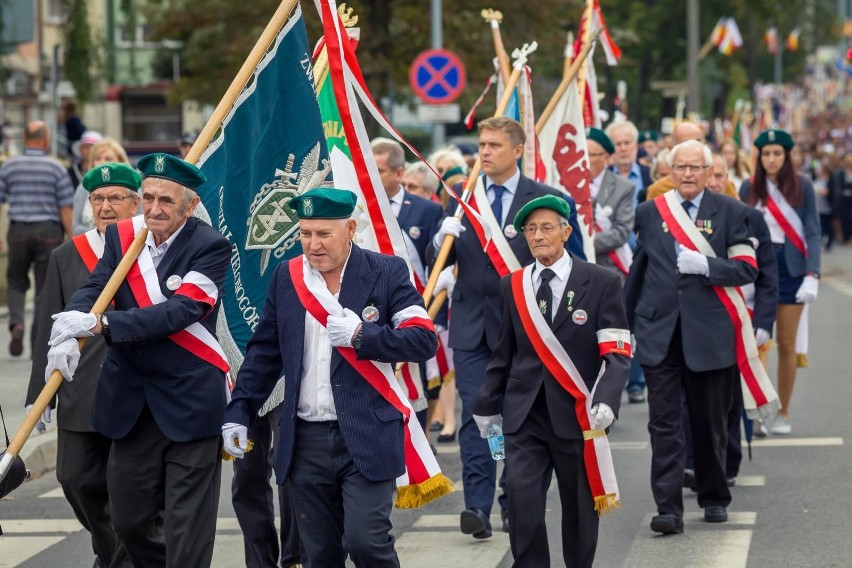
[2,245,852,567]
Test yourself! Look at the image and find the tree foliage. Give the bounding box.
[143,0,841,126]
[62,0,101,102]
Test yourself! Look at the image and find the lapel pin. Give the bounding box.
[408,226,421,239]
[662,221,669,233]
[566,290,575,312]
[503,225,518,239]
[361,306,380,322]
[166,275,182,291]
[572,309,588,325]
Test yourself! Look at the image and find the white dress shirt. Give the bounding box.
[485,169,520,226]
[590,169,607,200]
[296,246,353,421]
[673,189,704,223]
[145,221,187,269]
[532,251,573,323]
[388,187,405,218]
[757,180,787,244]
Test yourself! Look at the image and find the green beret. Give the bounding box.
[513,195,572,233]
[754,129,794,150]
[586,127,614,155]
[289,188,357,220]
[442,166,467,181]
[137,153,206,191]
[82,162,142,193]
[639,130,660,143]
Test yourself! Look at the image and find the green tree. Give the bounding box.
[62,0,101,102]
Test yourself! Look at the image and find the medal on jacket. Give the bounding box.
[362,305,380,322]
[408,226,421,239]
[504,225,517,239]
[572,309,588,325]
[167,275,182,290]
[566,291,575,312]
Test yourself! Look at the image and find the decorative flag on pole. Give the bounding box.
[785,28,801,52]
[710,17,728,47]
[719,18,743,55]
[582,44,602,128]
[194,4,330,379]
[537,76,596,262]
[590,0,621,66]
[765,27,779,55]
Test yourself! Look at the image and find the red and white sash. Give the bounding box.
[288,255,453,508]
[72,229,104,273]
[468,176,522,277]
[765,183,807,256]
[595,222,633,276]
[116,216,230,374]
[510,265,621,514]
[654,192,780,420]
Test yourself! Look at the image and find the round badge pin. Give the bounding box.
[361,306,380,323]
[408,226,421,240]
[503,225,517,239]
[572,309,588,325]
[166,275,183,291]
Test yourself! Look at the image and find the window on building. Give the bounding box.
[46,0,66,23]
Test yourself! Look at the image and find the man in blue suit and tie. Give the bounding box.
[429,116,585,539]
[223,188,437,567]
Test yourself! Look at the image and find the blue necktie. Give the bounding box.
[491,185,506,225]
[682,200,694,219]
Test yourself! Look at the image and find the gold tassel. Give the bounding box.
[594,493,621,517]
[395,474,455,509]
[442,370,455,385]
[796,353,809,368]
[220,439,255,461]
[426,377,442,390]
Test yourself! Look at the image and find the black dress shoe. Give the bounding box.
[704,505,728,523]
[437,431,456,443]
[501,509,509,533]
[460,508,492,539]
[650,513,684,535]
[726,476,736,487]
[683,468,696,490]
[429,421,444,432]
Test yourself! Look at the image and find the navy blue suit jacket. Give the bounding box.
[396,190,443,269]
[66,216,231,442]
[428,174,585,351]
[624,190,758,372]
[224,245,438,483]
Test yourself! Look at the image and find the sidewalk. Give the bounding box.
[0,304,59,482]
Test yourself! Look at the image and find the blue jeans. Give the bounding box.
[626,358,646,394]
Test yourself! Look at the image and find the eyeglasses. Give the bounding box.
[588,151,608,158]
[672,164,710,173]
[522,223,565,235]
[90,194,136,205]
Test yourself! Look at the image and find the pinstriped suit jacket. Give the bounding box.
[225,244,438,483]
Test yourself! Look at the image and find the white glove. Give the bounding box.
[49,311,96,346]
[473,414,503,438]
[677,248,710,276]
[222,422,249,459]
[433,217,465,249]
[595,203,612,232]
[327,308,362,347]
[590,402,615,430]
[434,266,456,297]
[45,337,81,382]
[755,328,771,346]
[25,404,49,433]
[631,334,637,357]
[795,275,819,304]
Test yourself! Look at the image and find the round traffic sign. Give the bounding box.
[409,49,467,104]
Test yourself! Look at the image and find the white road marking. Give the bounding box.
[824,276,852,299]
[750,437,843,447]
[0,519,83,533]
[435,444,459,454]
[395,530,509,568]
[412,513,502,529]
[680,512,756,526]
[37,487,65,499]
[611,441,649,450]
[734,475,765,487]
[0,536,65,567]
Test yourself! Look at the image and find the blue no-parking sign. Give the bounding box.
[409,49,467,104]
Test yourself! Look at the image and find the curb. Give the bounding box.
[20,429,58,481]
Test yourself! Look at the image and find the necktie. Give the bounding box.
[536,268,556,325]
[682,200,694,219]
[491,185,506,225]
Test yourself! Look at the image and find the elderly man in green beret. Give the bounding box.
[26,162,142,568]
[44,153,232,568]
[473,195,630,567]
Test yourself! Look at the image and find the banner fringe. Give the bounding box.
[796,353,809,368]
[395,473,455,509]
[595,493,620,516]
[745,398,781,422]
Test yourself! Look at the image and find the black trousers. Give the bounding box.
[644,322,737,517]
[57,429,130,568]
[232,406,301,567]
[107,406,221,568]
[685,378,743,478]
[505,391,598,568]
[289,420,399,568]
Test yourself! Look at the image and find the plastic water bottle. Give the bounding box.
[486,423,505,461]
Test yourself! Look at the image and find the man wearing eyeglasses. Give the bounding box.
[26,162,141,568]
[625,140,758,535]
[43,153,231,567]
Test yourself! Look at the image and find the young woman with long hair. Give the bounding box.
[740,130,821,435]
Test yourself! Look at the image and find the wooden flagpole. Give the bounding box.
[1,0,302,490]
[422,42,538,309]
[482,9,511,86]
[535,28,601,136]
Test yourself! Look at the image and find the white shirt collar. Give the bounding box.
[485,168,521,195]
[389,187,405,206]
[533,250,572,282]
[674,188,705,211]
[307,241,354,296]
[146,219,187,254]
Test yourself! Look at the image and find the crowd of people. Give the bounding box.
[1,101,848,568]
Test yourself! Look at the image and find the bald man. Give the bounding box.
[645,123,738,202]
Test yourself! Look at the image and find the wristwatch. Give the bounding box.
[352,325,363,351]
[101,313,111,337]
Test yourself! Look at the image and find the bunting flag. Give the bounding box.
[785,28,800,52]
[710,17,728,46]
[194,4,329,380]
[316,0,454,508]
[580,0,621,66]
[719,18,743,56]
[764,27,779,55]
[495,61,538,178]
[537,76,596,262]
